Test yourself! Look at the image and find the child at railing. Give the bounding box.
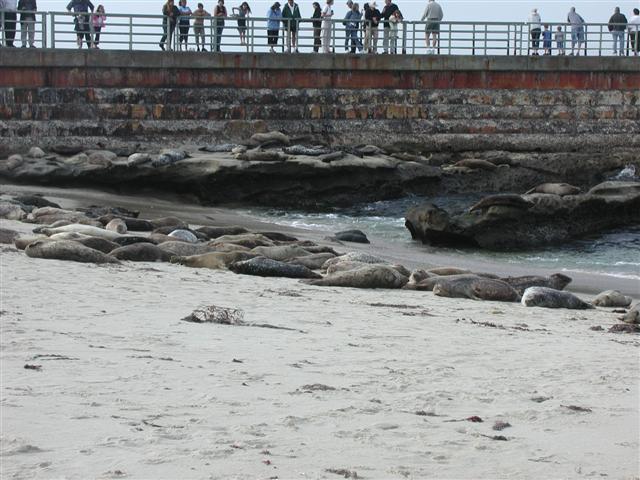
[542,24,551,55]
[91,4,105,48]
[554,25,565,55]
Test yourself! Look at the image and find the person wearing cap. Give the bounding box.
[282,0,301,52]
[342,0,353,51]
[380,0,398,54]
[364,0,380,53]
[267,1,281,52]
[420,0,442,54]
[321,0,333,53]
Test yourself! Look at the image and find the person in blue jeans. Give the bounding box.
[542,24,551,55]
[344,1,362,53]
[608,6,627,56]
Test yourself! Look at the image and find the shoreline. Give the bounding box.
[1,181,638,298]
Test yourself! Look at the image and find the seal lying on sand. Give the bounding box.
[230,257,321,279]
[432,276,519,302]
[168,229,198,243]
[322,252,387,271]
[502,273,572,295]
[75,236,119,254]
[0,228,20,244]
[289,252,337,270]
[41,224,122,241]
[25,239,120,264]
[521,287,593,309]
[525,183,581,196]
[593,290,633,308]
[109,243,174,262]
[619,303,639,324]
[251,245,311,262]
[326,260,410,278]
[454,159,498,171]
[196,226,249,239]
[427,267,471,276]
[173,251,257,269]
[403,273,478,291]
[113,236,157,246]
[106,218,127,234]
[302,265,408,289]
[213,233,274,249]
[157,241,213,257]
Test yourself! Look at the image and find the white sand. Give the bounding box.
[1,184,639,479]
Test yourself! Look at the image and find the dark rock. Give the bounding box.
[258,231,299,242]
[334,229,370,244]
[13,195,61,209]
[608,323,640,333]
[50,144,84,155]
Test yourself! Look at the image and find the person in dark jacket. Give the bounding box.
[281,0,300,52]
[213,0,227,51]
[159,0,179,50]
[608,6,627,55]
[2,0,18,47]
[17,0,37,48]
[67,0,94,48]
[364,1,380,53]
[380,0,397,53]
[311,1,321,52]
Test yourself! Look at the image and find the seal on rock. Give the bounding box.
[229,257,321,279]
[454,159,498,171]
[25,239,120,264]
[302,264,408,289]
[430,276,519,301]
[521,287,594,309]
[109,243,174,262]
[502,273,572,295]
[173,251,257,269]
[468,194,534,213]
[593,290,633,308]
[106,218,127,234]
[525,183,581,196]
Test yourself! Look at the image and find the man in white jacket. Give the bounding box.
[629,8,640,56]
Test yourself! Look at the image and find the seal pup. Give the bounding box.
[25,239,120,264]
[109,243,174,262]
[525,183,581,196]
[432,276,519,302]
[502,273,572,295]
[105,218,128,234]
[593,290,633,308]
[173,251,257,269]
[302,264,408,289]
[521,287,594,309]
[229,257,321,279]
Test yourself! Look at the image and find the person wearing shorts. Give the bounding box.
[192,2,209,51]
[421,0,442,54]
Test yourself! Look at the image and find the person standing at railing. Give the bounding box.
[555,25,565,55]
[282,0,300,52]
[629,8,640,56]
[159,0,179,50]
[567,6,585,56]
[542,23,551,55]
[344,1,362,53]
[213,0,226,51]
[388,8,401,53]
[267,1,281,52]
[2,0,17,47]
[192,3,210,51]
[233,2,250,46]
[311,1,321,52]
[91,4,105,48]
[528,8,541,55]
[608,7,627,56]
[67,0,94,49]
[321,0,333,53]
[342,0,352,51]
[177,0,192,50]
[380,0,397,54]
[364,1,380,53]
[420,0,442,55]
[17,0,36,48]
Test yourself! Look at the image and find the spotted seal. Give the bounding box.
[468,194,534,213]
[525,183,581,196]
[25,239,120,264]
[502,273,572,296]
[521,287,594,309]
[173,251,257,269]
[229,256,321,279]
[593,290,633,308]
[106,218,128,234]
[431,276,519,302]
[302,264,408,289]
[109,243,174,262]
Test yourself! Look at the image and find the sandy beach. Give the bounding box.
[1,184,639,479]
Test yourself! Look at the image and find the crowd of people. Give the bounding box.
[0,0,638,56]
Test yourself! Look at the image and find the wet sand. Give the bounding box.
[1,183,639,479]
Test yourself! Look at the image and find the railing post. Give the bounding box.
[472,23,475,55]
[598,24,601,56]
[129,16,133,50]
[483,23,487,55]
[50,12,55,49]
[41,11,47,48]
[448,22,451,55]
[401,20,406,54]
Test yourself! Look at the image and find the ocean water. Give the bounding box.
[241,193,640,280]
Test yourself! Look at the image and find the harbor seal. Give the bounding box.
[25,239,120,264]
[619,303,639,324]
[333,230,370,244]
[195,225,249,239]
[98,215,154,231]
[468,194,534,213]
[525,183,581,196]
[302,264,408,289]
[106,218,128,234]
[149,216,188,229]
[0,228,20,244]
[157,241,213,257]
[521,287,594,309]
[502,273,572,295]
[14,236,46,250]
[109,243,174,262]
[251,245,311,262]
[0,202,27,220]
[403,273,480,291]
[432,276,519,302]
[427,267,472,276]
[229,257,321,279]
[322,252,387,271]
[74,236,119,254]
[454,159,498,171]
[168,229,198,243]
[288,252,337,270]
[113,235,157,246]
[408,269,432,284]
[593,290,633,308]
[213,233,274,249]
[326,260,410,278]
[41,224,121,240]
[173,251,257,269]
[13,195,61,209]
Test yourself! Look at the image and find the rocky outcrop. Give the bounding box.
[405,181,640,250]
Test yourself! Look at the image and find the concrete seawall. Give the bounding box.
[1,50,639,152]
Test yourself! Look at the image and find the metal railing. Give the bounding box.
[1,10,639,56]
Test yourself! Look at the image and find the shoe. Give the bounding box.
[295,48,299,53]
[159,43,165,51]
[21,45,26,48]
[30,45,36,48]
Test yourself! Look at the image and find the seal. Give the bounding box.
[521,287,594,309]
[168,229,198,243]
[109,243,174,262]
[408,269,432,284]
[75,236,119,254]
[173,251,257,269]
[322,252,387,271]
[432,276,519,302]
[248,131,290,147]
[0,228,20,244]
[619,303,639,324]
[403,274,480,291]
[113,235,157,246]
[149,216,188,229]
[427,267,472,276]
[258,231,300,242]
[502,273,572,295]
[106,218,128,234]
[333,230,370,244]
[195,225,249,239]
[14,236,46,250]
[593,290,633,308]
[525,183,581,196]
[98,214,155,232]
[302,264,408,289]
[157,241,213,257]
[25,239,120,264]
[41,224,122,241]
[326,260,410,278]
[212,233,274,249]
[13,195,61,209]
[454,159,498,171]
[289,252,337,270]
[251,245,311,262]
[468,194,534,213]
[0,202,27,220]
[229,256,321,279]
